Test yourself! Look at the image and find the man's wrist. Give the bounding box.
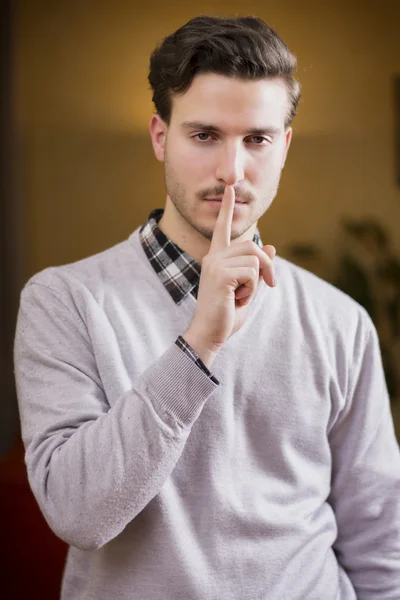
[181,329,221,369]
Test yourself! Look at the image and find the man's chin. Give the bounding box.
[193,219,253,243]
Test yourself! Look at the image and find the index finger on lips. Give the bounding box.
[209,185,235,253]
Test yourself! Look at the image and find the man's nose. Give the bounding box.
[215,144,245,186]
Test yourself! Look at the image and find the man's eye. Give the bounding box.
[249,136,268,145]
[194,133,212,141]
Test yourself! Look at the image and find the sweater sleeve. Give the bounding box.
[328,314,400,599]
[14,281,218,551]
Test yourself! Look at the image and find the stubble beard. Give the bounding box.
[164,152,281,242]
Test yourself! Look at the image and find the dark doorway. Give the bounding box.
[0,0,25,456]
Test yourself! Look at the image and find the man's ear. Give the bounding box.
[149,114,168,162]
[281,127,292,169]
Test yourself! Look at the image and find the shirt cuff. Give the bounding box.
[175,336,220,385]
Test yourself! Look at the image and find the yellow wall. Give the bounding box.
[15,0,400,276]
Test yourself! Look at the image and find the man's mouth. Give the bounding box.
[204,197,246,203]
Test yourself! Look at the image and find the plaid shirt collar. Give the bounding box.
[140,208,263,305]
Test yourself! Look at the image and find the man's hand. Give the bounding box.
[183,185,276,368]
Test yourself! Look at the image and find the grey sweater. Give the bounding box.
[14,229,400,599]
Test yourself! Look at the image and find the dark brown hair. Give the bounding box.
[148,16,301,127]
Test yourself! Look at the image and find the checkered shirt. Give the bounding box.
[140,208,262,305]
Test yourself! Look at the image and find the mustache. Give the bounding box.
[197,186,256,203]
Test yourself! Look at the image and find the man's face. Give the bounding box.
[150,73,292,241]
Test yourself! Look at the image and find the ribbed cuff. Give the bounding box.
[141,343,219,427]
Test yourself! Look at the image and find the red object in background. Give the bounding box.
[0,442,68,600]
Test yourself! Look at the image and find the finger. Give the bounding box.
[220,255,260,271]
[263,245,276,260]
[221,241,276,287]
[234,278,257,307]
[235,284,253,300]
[236,296,251,308]
[225,267,258,296]
[236,292,253,308]
[261,245,277,286]
[209,185,235,253]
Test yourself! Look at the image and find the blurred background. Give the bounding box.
[1,0,400,597]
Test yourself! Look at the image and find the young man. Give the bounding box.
[14,16,400,600]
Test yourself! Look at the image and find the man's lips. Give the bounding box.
[204,196,247,203]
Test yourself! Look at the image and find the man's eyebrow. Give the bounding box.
[181,121,282,136]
